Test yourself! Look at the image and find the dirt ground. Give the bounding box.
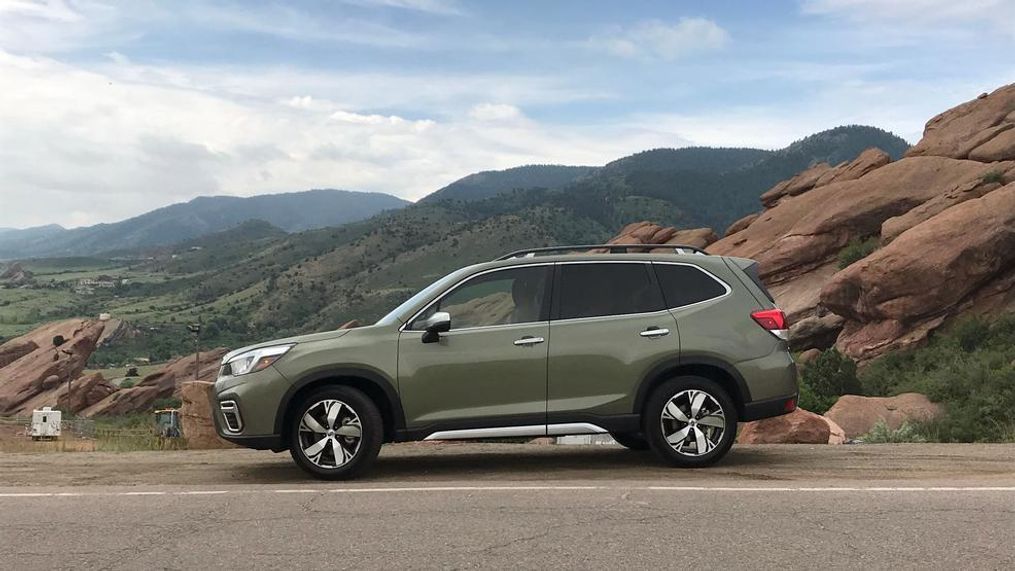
[1,442,1013,488]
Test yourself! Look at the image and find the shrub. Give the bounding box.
[152,397,182,410]
[837,236,880,268]
[980,170,1004,185]
[798,349,862,414]
[119,379,136,389]
[859,316,1015,442]
[860,420,927,443]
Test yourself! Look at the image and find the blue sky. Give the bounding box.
[1,0,1013,228]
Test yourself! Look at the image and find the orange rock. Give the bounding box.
[738,408,834,444]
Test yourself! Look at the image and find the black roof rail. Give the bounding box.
[494,243,709,261]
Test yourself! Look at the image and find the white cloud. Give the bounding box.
[341,0,463,15]
[468,103,524,122]
[0,51,675,228]
[589,18,729,60]
[802,0,1015,39]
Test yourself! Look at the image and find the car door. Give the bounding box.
[397,264,552,432]
[547,261,680,420]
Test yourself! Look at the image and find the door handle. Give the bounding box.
[639,327,670,338]
[513,336,545,346]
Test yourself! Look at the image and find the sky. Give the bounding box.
[1,0,1013,229]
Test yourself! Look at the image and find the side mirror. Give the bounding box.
[421,311,451,344]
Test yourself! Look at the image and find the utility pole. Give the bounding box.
[187,318,202,381]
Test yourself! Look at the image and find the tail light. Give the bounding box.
[751,308,789,340]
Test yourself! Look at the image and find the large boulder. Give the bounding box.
[824,393,943,439]
[737,408,845,444]
[83,348,228,416]
[179,381,236,449]
[0,319,107,415]
[821,182,1015,359]
[906,85,1015,160]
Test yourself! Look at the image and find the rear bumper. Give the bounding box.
[741,394,798,422]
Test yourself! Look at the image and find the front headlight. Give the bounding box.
[225,344,294,376]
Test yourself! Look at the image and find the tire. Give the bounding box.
[643,376,737,468]
[288,385,383,480]
[610,432,650,450]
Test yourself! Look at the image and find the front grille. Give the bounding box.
[219,400,243,433]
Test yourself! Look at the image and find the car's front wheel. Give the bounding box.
[643,376,737,468]
[288,385,383,480]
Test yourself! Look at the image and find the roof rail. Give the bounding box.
[494,243,709,261]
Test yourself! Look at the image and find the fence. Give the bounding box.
[0,416,96,438]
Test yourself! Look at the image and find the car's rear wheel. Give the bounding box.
[288,385,383,480]
[610,432,649,450]
[643,376,737,468]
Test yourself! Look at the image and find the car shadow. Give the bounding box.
[233,445,788,484]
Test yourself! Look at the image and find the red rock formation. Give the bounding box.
[0,319,107,415]
[737,408,845,444]
[82,348,228,416]
[821,182,1015,359]
[179,380,236,449]
[824,393,942,439]
[704,83,1015,358]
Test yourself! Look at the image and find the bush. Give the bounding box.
[152,397,182,410]
[860,420,927,443]
[859,316,1015,442]
[980,170,1004,185]
[837,236,880,268]
[119,379,136,389]
[798,349,862,414]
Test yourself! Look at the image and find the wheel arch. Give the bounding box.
[634,356,751,419]
[275,367,405,444]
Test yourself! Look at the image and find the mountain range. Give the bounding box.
[0,189,409,260]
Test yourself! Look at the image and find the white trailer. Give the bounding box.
[31,407,62,440]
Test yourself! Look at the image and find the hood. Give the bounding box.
[221,328,354,363]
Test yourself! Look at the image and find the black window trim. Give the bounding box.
[651,261,732,311]
[550,260,669,323]
[400,263,554,333]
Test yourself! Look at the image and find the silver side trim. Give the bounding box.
[546,423,609,436]
[423,425,546,441]
[422,422,610,441]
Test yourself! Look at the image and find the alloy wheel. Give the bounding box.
[297,399,363,469]
[659,389,726,456]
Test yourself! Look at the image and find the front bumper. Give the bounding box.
[212,365,289,451]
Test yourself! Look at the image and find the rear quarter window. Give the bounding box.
[653,263,728,308]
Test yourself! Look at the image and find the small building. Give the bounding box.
[31,407,62,440]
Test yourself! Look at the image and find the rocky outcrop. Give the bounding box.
[0,262,34,286]
[724,212,759,237]
[705,83,1015,358]
[179,381,236,449]
[605,222,718,251]
[83,348,228,416]
[0,319,107,415]
[906,85,1015,160]
[824,393,943,439]
[737,408,845,444]
[822,183,1015,359]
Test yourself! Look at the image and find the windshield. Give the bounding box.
[374,265,476,326]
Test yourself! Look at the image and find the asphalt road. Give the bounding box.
[1,444,1013,569]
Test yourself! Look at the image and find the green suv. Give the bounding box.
[213,244,798,479]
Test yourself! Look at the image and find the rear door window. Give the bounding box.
[556,263,664,319]
[653,263,728,308]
